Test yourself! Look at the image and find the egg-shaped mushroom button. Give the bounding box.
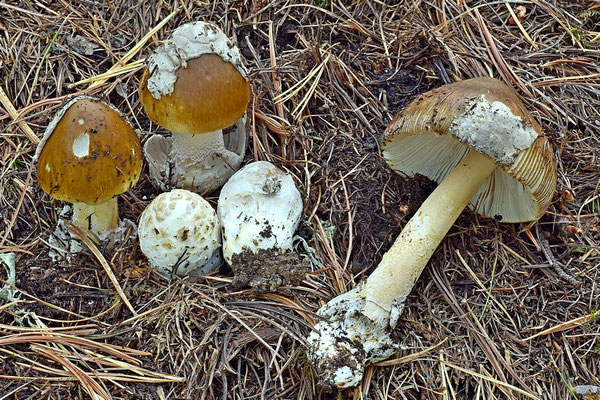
[138,189,221,277]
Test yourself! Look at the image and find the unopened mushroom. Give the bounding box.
[138,189,221,276]
[35,96,142,240]
[308,77,557,387]
[139,21,251,193]
[217,161,306,292]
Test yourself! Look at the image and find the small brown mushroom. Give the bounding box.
[35,96,142,239]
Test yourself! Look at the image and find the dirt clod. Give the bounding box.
[231,248,309,292]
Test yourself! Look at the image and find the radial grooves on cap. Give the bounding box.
[139,54,251,134]
[504,136,557,219]
[36,98,142,205]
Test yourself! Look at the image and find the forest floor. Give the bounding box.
[1,1,599,399]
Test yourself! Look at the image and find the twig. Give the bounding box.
[0,86,39,144]
[67,225,137,316]
[440,360,541,400]
[537,227,580,285]
[268,21,288,160]
[375,338,448,367]
[524,312,597,341]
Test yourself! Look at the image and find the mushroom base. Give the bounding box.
[48,204,137,261]
[144,117,247,194]
[307,286,399,389]
[230,248,308,292]
[308,149,497,389]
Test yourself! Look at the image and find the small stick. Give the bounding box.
[339,172,354,275]
[538,229,580,285]
[0,86,39,144]
[268,21,287,161]
[68,225,137,316]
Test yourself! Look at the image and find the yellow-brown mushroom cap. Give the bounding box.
[139,54,251,134]
[382,77,556,222]
[35,97,143,205]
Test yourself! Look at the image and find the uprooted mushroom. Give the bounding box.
[307,77,557,388]
[217,161,307,292]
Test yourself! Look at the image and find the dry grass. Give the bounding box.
[1,0,599,399]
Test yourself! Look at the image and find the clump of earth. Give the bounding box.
[231,248,309,292]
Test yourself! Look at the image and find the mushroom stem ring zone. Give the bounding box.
[168,129,240,190]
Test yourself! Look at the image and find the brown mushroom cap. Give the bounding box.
[139,54,251,134]
[382,77,556,222]
[36,97,143,205]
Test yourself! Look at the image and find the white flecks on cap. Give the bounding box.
[450,95,538,166]
[138,189,221,276]
[72,133,90,158]
[146,21,248,99]
[34,95,132,164]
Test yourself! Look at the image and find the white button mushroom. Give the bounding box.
[217,161,306,291]
[138,189,221,276]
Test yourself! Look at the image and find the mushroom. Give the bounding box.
[138,189,221,276]
[139,21,251,193]
[308,77,557,388]
[217,161,306,292]
[35,96,142,240]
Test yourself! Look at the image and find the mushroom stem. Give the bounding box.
[170,130,225,166]
[71,197,119,239]
[362,148,497,326]
[170,130,241,191]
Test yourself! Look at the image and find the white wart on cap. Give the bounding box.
[382,76,556,222]
[144,21,247,99]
